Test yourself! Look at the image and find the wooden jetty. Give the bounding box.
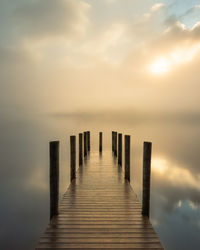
[36,131,163,249]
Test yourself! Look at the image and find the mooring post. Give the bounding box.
[142,142,152,217]
[84,132,87,157]
[50,141,59,220]
[86,131,89,154]
[124,135,130,181]
[113,132,115,155]
[79,133,83,166]
[70,136,76,182]
[99,132,103,153]
[118,133,122,166]
[87,131,90,151]
[114,132,118,157]
[112,131,114,153]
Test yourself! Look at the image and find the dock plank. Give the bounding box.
[36,151,163,249]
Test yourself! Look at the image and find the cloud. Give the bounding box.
[143,20,200,64]
[151,3,165,12]
[127,2,166,42]
[104,0,116,4]
[13,0,91,40]
[2,1,200,116]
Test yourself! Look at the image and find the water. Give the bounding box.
[0,111,200,250]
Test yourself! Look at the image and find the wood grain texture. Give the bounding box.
[36,150,163,249]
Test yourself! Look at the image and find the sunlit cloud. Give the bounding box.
[1,1,200,113]
[148,44,200,75]
[151,3,165,12]
[149,57,169,74]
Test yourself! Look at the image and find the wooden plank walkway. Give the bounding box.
[36,151,163,249]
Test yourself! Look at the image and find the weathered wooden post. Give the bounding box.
[86,131,88,152]
[50,141,59,220]
[87,131,90,151]
[124,135,130,181]
[114,131,118,157]
[99,132,102,153]
[79,133,83,166]
[113,132,116,155]
[142,142,152,217]
[118,133,122,166]
[70,136,76,182]
[84,131,87,157]
[112,131,114,153]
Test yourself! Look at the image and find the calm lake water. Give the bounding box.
[0,111,200,250]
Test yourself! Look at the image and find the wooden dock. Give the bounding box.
[36,147,163,249]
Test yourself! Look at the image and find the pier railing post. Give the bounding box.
[114,132,118,157]
[50,141,59,220]
[118,133,122,166]
[79,133,83,166]
[87,131,90,152]
[112,131,114,153]
[124,135,130,181]
[70,136,76,182]
[99,132,102,153]
[84,132,87,157]
[142,142,152,217]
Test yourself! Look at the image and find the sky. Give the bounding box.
[1,0,200,117]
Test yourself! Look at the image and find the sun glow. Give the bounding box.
[149,45,200,75]
[149,57,169,74]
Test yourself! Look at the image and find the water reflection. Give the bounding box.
[152,157,200,191]
[0,111,200,249]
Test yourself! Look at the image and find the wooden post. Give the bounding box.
[50,141,59,220]
[99,132,102,153]
[114,132,117,157]
[87,131,90,151]
[112,131,114,152]
[142,142,152,217]
[124,135,130,181]
[86,131,88,154]
[113,132,115,155]
[70,136,76,182]
[79,133,83,166]
[118,133,122,166]
[84,132,87,157]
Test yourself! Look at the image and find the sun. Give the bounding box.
[149,57,169,74]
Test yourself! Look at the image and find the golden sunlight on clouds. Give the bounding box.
[149,57,169,74]
[152,157,200,190]
[151,3,165,12]
[149,44,200,75]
